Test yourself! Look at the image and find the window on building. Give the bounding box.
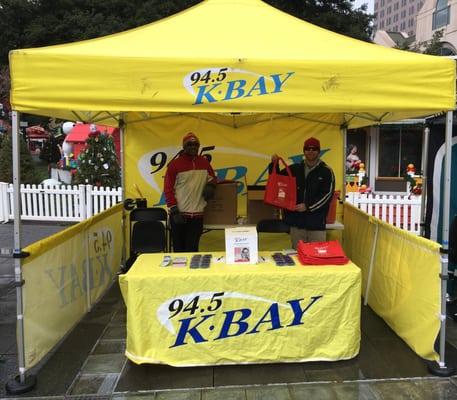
[394,2,399,10]
[401,0,406,6]
[387,17,392,24]
[387,5,392,13]
[394,24,398,30]
[400,21,406,30]
[381,0,385,6]
[378,125,423,178]
[394,14,399,22]
[381,9,385,17]
[433,0,450,30]
[401,10,406,17]
[380,20,385,28]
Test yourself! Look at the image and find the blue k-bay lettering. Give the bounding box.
[193,72,295,105]
[170,296,322,348]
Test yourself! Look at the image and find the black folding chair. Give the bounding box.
[123,207,169,272]
[256,219,290,233]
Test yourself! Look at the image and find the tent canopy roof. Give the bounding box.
[9,0,456,128]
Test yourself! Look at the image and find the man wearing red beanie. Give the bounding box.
[164,132,217,252]
[270,136,335,248]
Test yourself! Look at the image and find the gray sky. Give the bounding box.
[354,0,374,13]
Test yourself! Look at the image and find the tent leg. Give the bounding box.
[364,223,379,306]
[5,111,37,394]
[419,126,429,237]
[341,125,347,200]
[427,110,455,377]
[427,251,455,377]
[119,116,126,270]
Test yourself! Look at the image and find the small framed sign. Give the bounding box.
[225,226,258,265]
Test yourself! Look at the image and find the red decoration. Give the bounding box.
[264,157,297,211]
[88,130,100,138]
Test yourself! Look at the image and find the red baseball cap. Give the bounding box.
[303,137,320,151]
[182,132,200,146]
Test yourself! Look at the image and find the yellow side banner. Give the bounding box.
[124,113,343,216]
[119,252,361,366]
[22,204,123,370]
[343,203,440,361]
[343,204,377,297]
[369,219,440,361]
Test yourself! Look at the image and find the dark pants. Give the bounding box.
[170,217,204,252]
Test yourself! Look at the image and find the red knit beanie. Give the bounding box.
[182,132,200,146]
[303,137,320,151]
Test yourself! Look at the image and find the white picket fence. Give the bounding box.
[345,192,422,235]
[0,182,122,223]
[0,182,422,235]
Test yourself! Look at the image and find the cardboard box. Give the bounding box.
[203,182,238,225]
[225,226,258,264]
[247,185,279,225]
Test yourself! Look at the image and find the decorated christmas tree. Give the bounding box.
[75,127,121,187]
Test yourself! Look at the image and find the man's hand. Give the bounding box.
[170,206,185,224]
[295,203,307,212]
[271,154,279,163]
[202,182,216,201]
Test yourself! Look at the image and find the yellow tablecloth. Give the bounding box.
[119,252,361,366]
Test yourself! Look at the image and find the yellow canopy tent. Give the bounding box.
[9,0,455,126]
[6,0,457,389]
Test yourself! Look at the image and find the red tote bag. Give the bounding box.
[264,157,297,211]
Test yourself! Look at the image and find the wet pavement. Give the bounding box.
[2,222,457,399]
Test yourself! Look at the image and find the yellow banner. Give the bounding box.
[119,252,361,366]
[22,205,122,370]
[124,113,342,217]
[342,204,377,297]
[343,203,441,360]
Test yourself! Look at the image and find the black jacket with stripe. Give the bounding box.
[272,159,335,230]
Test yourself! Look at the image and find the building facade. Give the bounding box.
[374,0,425,35]
[416,0,457,54]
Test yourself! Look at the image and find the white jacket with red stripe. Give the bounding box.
[164,153,216,217]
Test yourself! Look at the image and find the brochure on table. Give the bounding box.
[225,226,258,264]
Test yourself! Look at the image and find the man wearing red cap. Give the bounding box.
[164,133,217,252]
[270,137,335,248]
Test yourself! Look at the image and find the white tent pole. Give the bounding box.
[420,126,430,237]
[430,110,455,376]
[341,125,347,200]
[5,111,37,394]
[364,222,379,306]
[442,111,452,265]
[12,110,26,382]
[439,111,452,364]
[119,115,126,269]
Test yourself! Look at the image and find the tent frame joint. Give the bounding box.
[12,279,25,288]
[12,251,30,259]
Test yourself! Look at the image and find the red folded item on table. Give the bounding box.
[297,240,349,265]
